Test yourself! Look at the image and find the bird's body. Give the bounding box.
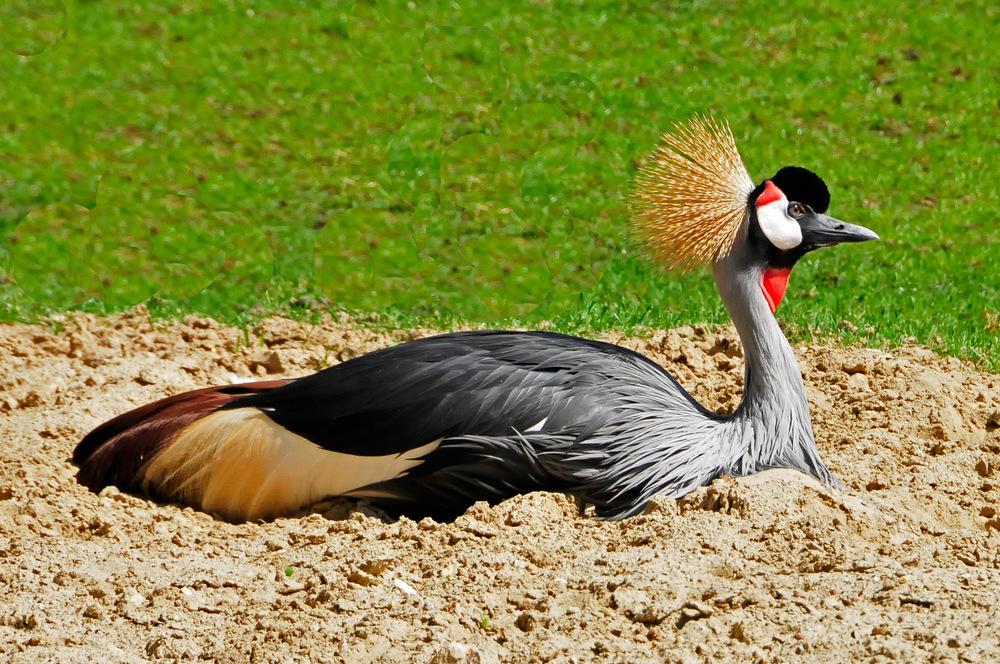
[73,117,877,522]
[77,330,723,520]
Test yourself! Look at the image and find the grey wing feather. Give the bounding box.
[233,330,724,518]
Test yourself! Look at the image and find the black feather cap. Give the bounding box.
[750,166,831,213]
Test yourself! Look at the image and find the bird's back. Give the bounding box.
[234,330,699,452]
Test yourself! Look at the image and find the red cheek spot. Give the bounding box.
[761,267,792,313]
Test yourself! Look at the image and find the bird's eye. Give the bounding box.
[787,202,806,219]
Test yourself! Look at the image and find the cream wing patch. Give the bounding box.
[525,417,548,433]
[137,407,440,522]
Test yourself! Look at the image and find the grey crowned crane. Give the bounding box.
[73,117,878,522]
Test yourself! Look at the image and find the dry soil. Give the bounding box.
[1,308,999,663]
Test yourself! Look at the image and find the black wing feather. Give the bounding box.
[228,330,664,457]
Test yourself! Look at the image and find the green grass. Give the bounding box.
[1,0,998,368]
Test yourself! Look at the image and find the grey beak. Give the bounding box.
[801,214,879,249]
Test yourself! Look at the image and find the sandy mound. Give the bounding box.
[1,309,998,663]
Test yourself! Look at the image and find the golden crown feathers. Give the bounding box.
[631,116,755,270]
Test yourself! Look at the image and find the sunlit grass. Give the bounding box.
[0,0,997,369]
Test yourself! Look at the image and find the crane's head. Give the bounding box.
[747,165,878,312]
[632,116,878,313]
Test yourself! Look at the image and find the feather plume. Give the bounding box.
[631,116,755,269]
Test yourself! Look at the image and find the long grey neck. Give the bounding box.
[712,248,837,485]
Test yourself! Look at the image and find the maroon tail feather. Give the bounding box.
[74,380,290,495]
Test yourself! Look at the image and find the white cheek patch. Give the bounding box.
[756,183,803,250]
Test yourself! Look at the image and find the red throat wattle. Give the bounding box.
[761,267,792,313]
